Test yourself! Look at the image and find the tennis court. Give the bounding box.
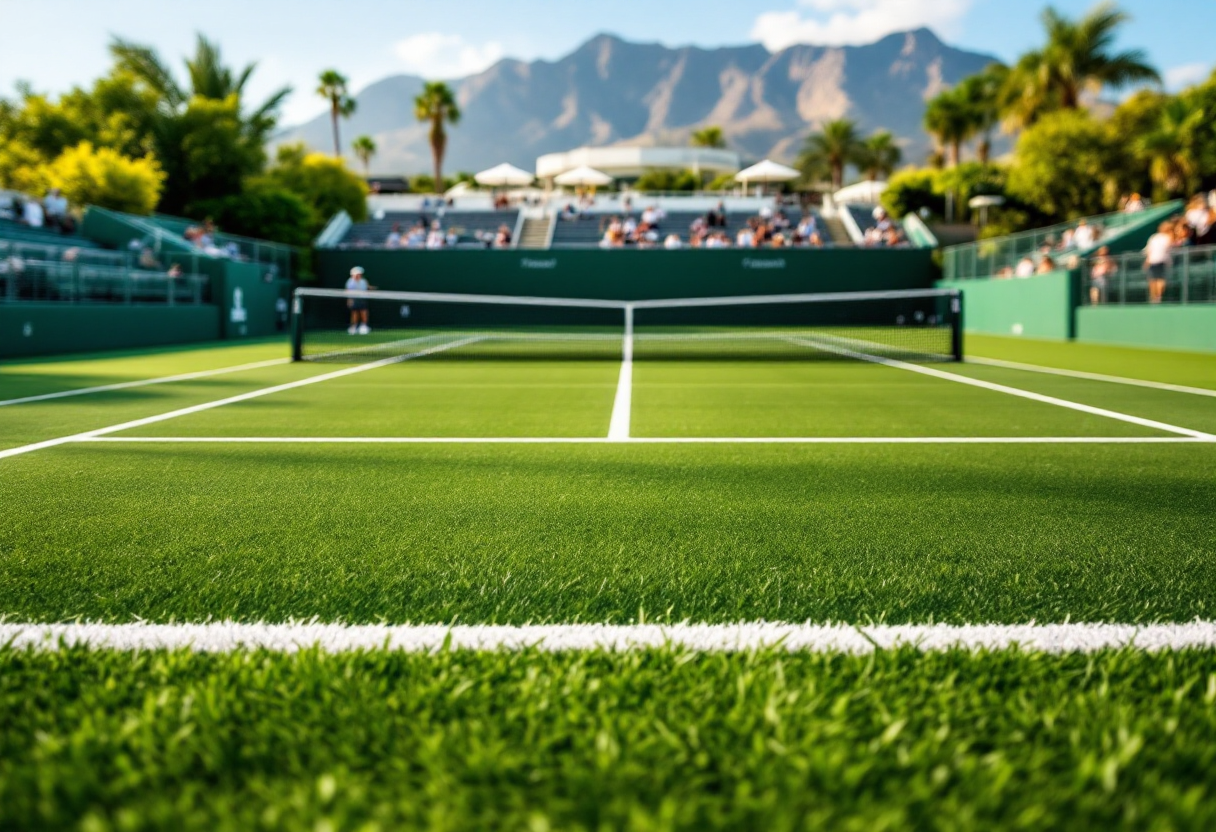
[4,305,1216,829]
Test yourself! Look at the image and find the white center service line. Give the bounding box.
[0,338,481,462]
[4,620,1216,654]
[967,356,1216,398]
[0,357,290,408]
[796,338,1216,441]
[607,307,634,441]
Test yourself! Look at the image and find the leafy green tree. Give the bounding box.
[258,144,368,232]
[45,142,164,215]
[880,169,945,219]
[0,140,50,193]
[1006,110,1128,219]
[924,89,975,167]
[190,180,318,247]
[797,119,863,189]
[689,126,727,149]
[957,65,1007,163]
[633,169,701,192]
[317,70,357,158]
[856,131,902,181]
[1000,2,1159,129]
[351,135,377,176]
[414,82,461,194]
[1137,98,1205,199]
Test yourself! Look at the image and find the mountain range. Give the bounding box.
[274,29,999,176]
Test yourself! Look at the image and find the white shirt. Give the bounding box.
[664,236,683,250]
[23,201,44,227]
[1186,208,1211,237]
[1145,233,1172,265]
[1015,259,1035,277]
[345,276,368,292]
[385,232,402,248]
[736,230,754,247]
[1072,224,1095,250]
[44,194,68,217]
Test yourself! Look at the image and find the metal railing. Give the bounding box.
[1085,244,1216,306]
[944,202,1182,280]
[0,240,210,305]
[150,213,301,280]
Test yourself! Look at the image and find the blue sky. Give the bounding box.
[0,0,1211,125]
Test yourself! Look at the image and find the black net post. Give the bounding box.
[950,290,964,362]
[291,292,304,362]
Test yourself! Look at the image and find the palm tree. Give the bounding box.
[110,34,290,138]
[924,89,975,167]
[317,70,356,157]
[857,131,902,181]
[351,135,377,177]
[958,65,1008,163]
[796,119,863,190]
[1001,2,1159,129]
[1137,98,1204,198]
[414,81,461,194]
[690,126,727,149]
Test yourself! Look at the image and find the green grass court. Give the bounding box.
[3,333,1216,829]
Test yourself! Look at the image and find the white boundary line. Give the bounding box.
[797,337,1216,441]
[0,358,290,408]
[4,620,1216,653]
[0,338,481,462]
[967,356,1216,398]
[607,307,633,440]
[77,436,1214,445]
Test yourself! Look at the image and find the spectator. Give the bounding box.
[385,223,403,248]
[1144,221,1173,303]
[494,224,512,248]
[1072,218,1096,251]
[22,198,44,228]
[1015,256,1036,278]
[1172,218,1193,247]
[1123,193,1147,213]
[167,264,183,279]
[43,188,69,232]
[735,224,754,248]
[1089,246,1116,305]
[663,234,683,250]
[1036,255,1056,275]
[138,247,161,270]
[1186,195,1213,245]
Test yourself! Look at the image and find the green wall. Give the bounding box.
[938,271,1076,340]
[1077,305,1216,353]
[314,248,937,300]
[1,304,220,359]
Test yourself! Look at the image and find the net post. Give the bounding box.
[290,292,304,362]
[950,290,964,362]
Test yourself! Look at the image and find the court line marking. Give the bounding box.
[0,358,291,408]
[78,436,1212,444]
[5,620,1216,654]
[967,356,1216,398]
[0,338,481,462]
[796,338,1216,441]
[607,308,634,441]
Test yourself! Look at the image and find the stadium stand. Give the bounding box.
[0,216,104,250]
[337,210,520,249]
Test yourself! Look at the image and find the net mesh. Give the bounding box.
[292,289,962,364]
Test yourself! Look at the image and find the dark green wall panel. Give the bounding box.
[0,305,220,359]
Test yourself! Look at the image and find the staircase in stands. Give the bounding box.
[518,216,553,249]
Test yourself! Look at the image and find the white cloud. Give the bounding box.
[752,0,973,52]
[394,33,505,79]
[1164,62,1210,92]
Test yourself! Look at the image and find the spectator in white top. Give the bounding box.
[1015,256,1036,278]
[1186,195,1213,244]
[735,226,754,248]
[22,198,44,228]
[345,266,372,335]
[425,221,445,249]
[1144,221,1173,303]
[1072,218,1096,251]
[663,234,683,250]
[1123,193,1147,213]
[43,188,69,230]
[385,223,403,248]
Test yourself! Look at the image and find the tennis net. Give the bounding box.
[291,288,963,363]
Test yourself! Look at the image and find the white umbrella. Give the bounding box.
[735,159,799,185]
[554,165,615,187]
[474,163,534,187]
[833,180,888,206]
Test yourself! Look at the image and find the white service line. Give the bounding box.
[968,356,1216,398]
[607,307,634,440]
[4,620,1216,654]
[78,436,1213,445]
[797,338,1216,441]
[0,338,482,462]
[0,358,290,408]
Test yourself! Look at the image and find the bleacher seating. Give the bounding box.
[846,205,878,235]
[0,217,104,250]
[551,210,824,248]
[339,210,519,248]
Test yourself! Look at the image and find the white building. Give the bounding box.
[536,146,743,186]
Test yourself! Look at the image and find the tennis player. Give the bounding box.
[346,266,371,334]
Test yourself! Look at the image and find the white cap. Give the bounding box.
[350,266,365,275]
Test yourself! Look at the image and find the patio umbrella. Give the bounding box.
[554,165,615,187]
[474,163,535,187]
[735,159,799,185]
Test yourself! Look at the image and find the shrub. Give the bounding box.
[44,141,164,215]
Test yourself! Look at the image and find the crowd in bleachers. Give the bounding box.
[0,188,77,234]
[558,200,834,249]
[339,207,518,249]
[851,206,910,248]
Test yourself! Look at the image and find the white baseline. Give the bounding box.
[79,436,1213,445]
[4,620,1216,654]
